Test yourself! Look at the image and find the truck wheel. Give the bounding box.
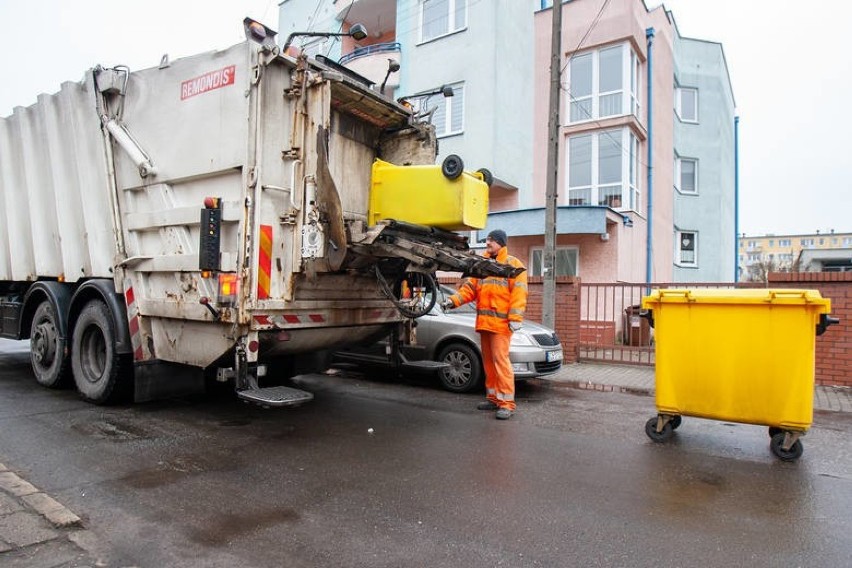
[437,342,482,393]
[441,154,464,180]
[72,300,132,404]
[30,301,71,388]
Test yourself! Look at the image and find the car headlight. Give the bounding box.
[510,332,535,346]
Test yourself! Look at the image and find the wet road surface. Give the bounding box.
[1,340,851,567]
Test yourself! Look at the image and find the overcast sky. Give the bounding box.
[1,0,849,237]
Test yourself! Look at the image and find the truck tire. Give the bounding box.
[72,300,132,404]
[30,301,71,389]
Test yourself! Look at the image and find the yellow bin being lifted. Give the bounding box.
[368,159,489,230]
[641,288,834,461]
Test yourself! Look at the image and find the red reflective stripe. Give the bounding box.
[128,316,139,335]
[283,315,300,324]
[254,315,271,326]
[257,225,272,299]
[309,314,325,322]
[125,286,135,306]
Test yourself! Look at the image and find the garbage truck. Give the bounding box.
[0,19,516,407]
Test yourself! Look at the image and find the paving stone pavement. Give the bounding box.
[549,362,851,413]
[0,462,108,567]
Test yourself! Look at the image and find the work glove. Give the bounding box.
[509,321,523,332]
[440,299,455,311]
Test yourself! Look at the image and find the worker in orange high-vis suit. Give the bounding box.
[441,229,528,420]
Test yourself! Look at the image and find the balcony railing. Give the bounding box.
[339,42,401,65]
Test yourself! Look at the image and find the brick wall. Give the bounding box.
[438,275,581,363]
[768,272,851,387]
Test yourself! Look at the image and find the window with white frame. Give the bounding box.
[778,238,791,247]
[676,230,698,267]
[676,87,698,122]
[675,157,698,194]
[530,247,579,277]
[567,128,641,210]
[429,82,464,137]
[567,43,640,123]
[420,0,466,43]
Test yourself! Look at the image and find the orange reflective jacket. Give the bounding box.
[449,246,528,335]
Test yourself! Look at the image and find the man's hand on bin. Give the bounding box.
[440,300,455,311]
[509,321,522,332]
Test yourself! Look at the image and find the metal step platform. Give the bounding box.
[237,386,314,408]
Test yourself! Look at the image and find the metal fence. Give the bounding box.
[579,282,737,366]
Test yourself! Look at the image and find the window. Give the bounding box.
[567,44,640,123]
[768,240,774,247]
[801,238,814,247]
[567,128,641,210]
[844,237,852,246]
[676,87,698,122]
[530,247,579,277]
[675,157,698,194]
[430,82,464,137]
[676,230,698,267]
[420,0,466,43]
[747,252,761,262]
[778,239,791,247]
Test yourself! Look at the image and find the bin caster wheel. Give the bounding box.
[441,154,464,180]
[670,415,682,430]
[768,426,783,438]
[770,432,803,462]
[476,167,494,186]
[645,417,674,443]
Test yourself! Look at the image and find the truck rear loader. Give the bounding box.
[0,20,515,407]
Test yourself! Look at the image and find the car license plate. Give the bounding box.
[546,350,563,362]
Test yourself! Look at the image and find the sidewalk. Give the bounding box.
[548,362,852,414]
[0,462,103,566]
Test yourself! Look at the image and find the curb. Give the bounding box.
[548,379,654,397]
[0,463,82,529]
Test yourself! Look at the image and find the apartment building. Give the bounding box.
[739,231,852,278]
[278,0,736,283]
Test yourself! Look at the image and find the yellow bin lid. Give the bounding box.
[643,288,831,312]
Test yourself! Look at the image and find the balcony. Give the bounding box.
[339,42,402,93]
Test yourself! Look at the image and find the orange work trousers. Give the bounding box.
[479,331,515,411]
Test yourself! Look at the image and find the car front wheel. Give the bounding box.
[437,343,482,393]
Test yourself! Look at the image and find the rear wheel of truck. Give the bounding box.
[30,301,71,389]
[72,300,132,404]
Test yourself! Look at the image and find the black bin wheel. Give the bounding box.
[441,154,464,180]
[645,416,674,443]
[670,415,682,430]
[476,168,494,187]
[770,432,804,462]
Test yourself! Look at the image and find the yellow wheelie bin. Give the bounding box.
[641,289,838,461]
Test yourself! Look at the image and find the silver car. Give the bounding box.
[333,286,563,392]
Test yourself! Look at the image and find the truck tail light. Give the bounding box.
[217,273,239,306]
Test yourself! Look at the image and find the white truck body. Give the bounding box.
[0,36,492,404]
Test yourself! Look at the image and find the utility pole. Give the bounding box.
[543,0,562,330]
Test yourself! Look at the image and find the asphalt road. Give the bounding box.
[1,340,851,567]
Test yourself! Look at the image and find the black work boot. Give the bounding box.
[477,401,499,411]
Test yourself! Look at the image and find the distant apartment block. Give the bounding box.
[739,231,852,278]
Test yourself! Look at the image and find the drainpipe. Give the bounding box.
[645,28,655,286]
[734,115,740,282]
